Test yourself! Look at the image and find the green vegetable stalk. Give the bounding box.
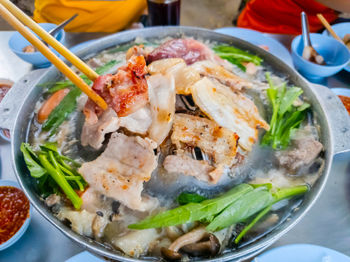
[233,184,308,244]
[41,60,118,134]
[20,142,86,209]
[213,45,263,71]
[261,73,310,149]
[128,184,253,230]
[128,184,308,232]
[38,154,82,209]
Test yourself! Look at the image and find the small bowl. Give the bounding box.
[322,22,350,72]
[291,33,350,80]
[0,180,32,251]
[8,23,66,68]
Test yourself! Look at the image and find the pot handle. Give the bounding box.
[0,69,47,131]
[311,84,350,155]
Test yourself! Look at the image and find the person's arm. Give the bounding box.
[316,0,350,13]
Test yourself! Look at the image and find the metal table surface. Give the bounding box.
[0,30,349,262]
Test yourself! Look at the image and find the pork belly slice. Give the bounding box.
[148,58,200,95]
[163,155,224,184]
[119,106,152,135]
[190,60,253,91]
[191,77,269,151]
[164,114,238,184]
[147,38,228,66]
[81,108,120,150]
[171,114,239,167]
[84,55,149,120]
[79,133,158,211]
[147,74,176,145]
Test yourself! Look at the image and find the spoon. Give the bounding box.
[22,14,78,53]
[301,11,325,65]
[48,13,78,38]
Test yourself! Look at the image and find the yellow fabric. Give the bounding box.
[33,0,146,33]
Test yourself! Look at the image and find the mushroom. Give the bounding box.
[161,226,222,260]
[181,234,220,256]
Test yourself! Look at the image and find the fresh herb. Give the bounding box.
[177,192,207,205]
[213,45,263,71]
[129,183,308,236]
[128,184,253,230]
[261,73,310,149]
[20,142,86,209]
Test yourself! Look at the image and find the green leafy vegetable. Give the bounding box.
[233,184,308,244]
[20,143,47,178]
[129,182,308,238]
[234,205,272,244]
[177,192,207,205]
[42,86,81,134]
[20,142,86,209]
[213,45,263,71]
[206,187,274,231]
[40,60,118,134]
[128,184,253,230]
[261,73,310,149]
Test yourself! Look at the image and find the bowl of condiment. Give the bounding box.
[0,79,13,142]
[8,23,65,68]
[0,180,31,251]
[291,33,350,79]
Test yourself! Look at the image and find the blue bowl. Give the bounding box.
[0,180,32,251]
[291,33,350,80]
[8,23,65,68]
[322,22,350,72]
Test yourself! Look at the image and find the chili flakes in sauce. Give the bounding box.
[338,95,350,115]
[0,186,30,244]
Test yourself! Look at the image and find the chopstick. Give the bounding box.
[316,13,343,42]
[0,0,99,82]
[0,4,108,110]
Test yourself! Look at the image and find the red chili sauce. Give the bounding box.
[338,95,350,115]
[0,186,30,245]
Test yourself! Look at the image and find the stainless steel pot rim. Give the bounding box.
[6,26,350,261]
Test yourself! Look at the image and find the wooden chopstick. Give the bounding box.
[0,0,99,82]
[316,13,343,42]
[0,4,108,110]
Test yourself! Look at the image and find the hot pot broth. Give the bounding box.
[24,37,324,259]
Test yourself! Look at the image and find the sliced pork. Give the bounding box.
[163,155,223,184]
[276,138,323,171]
[191,77,269,151]
[190,60,253,90]
[84,55,149,120]
[164,114,239,183]
[147,74,176,145]
[79,133,158,211]
[81,108,120,149]
[119,106,152,135]
[148,58,200,95]
[171,114,239,167]
[147,38,225,66]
